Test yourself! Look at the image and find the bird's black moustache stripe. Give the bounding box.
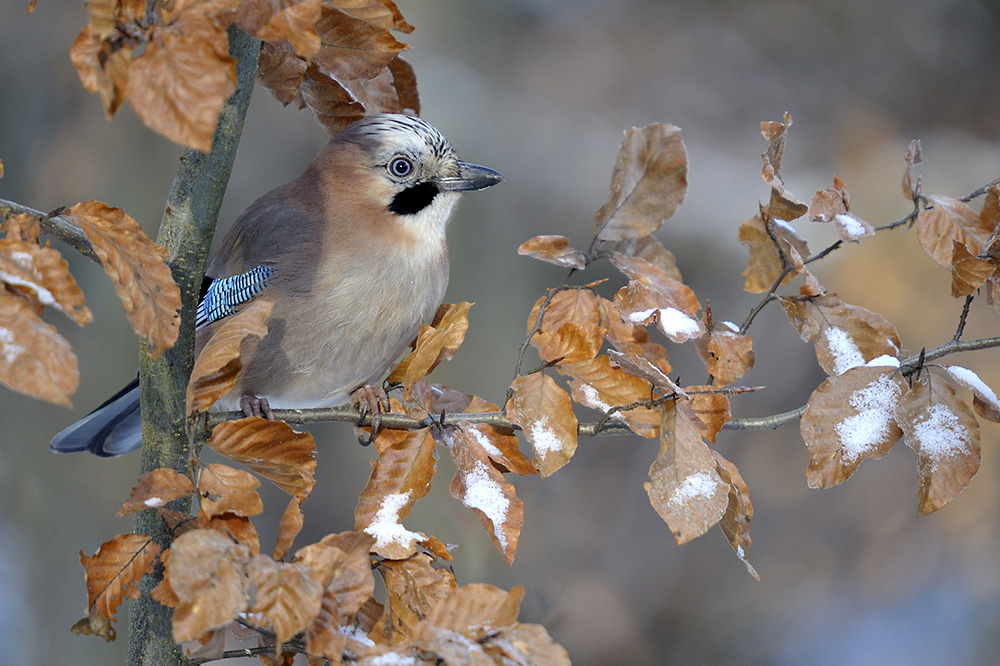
[389,182,439,215]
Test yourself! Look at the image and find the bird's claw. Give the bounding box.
[351,385,389,446]
[240,394,274,420]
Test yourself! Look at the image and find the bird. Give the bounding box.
[50,113,503,456]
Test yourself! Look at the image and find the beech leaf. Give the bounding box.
[942,365,1000,423]
[0,291,78,405]
[507,373,578,477]
[64,200,181,360]
[198,463,264,519]
[274,497,304,561]
[950,239,995,297]
[79,533,161,630]
[518,235,587,269]
[0,238,92,324]
[118,468,195,516]
[594,123,688,241]
[562,354,660,438]
[738,213,811,294]
[236,0,322,59]
[314,5,409,81]
[712,451,759,580]
[379,553,457,640]
[299,64,366,136]
[246,555,324,647]
[418,583,523,641]
[257,40,308,107]
[387,302,471,395]
[902,139,922,201]
[760,113,807,220]
[917,194,995,268]
[207,416,316,499]
[695,321,754,385]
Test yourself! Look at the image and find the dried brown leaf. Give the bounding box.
[950,239,995,297]
[449,432,524,565]
[299,64,365,136]
[563,354,660,438]
[118,468,194,516]
[333,0,414,32]
[247,555,324,646]
[917,194,995,268]
[314,5,408,81]
[507,373,578,477]
[354,427,435,559]
[187,298,272,415]
[738,213,811,293]
[64,201,180,360]
[645,403,729,544]
[610,253,702,341]
[0,238,92,324]
[686,386,731,444]
[387,302,471,395]
[274,497,304,560]
[80,533,160,626]
[809,176,874,242]
[537,322,605,365]
[712,451,759,580]
[942,365,1000,423]
[800,366,906,487]
[437,422,537,476]
[902,139,922,201]
[258,40,308,106]
[379,553,457,640]
[167,529,251,642]
[612,236,683,281]
[0,291,78,405]
[237,0,322,59]
[897,373,981,515]
[198,463,264,519]
[594,123,688,241]
[695,321,754,385]
[760,113,807,220]
[481,623,572,666]
[207,416,317,498]
[526,288,602,351]
[128,15,236,151]
[1,212,41,243]
[198,512,261,556]
[517,235,587,270]
[419,584,523,640]
[387,56,419,113]
[313,531,377,616]
[780,293,901,375]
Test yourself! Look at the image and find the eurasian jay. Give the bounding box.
[50,113,503,456]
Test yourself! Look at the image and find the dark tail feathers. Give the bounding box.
[49,378,142,457]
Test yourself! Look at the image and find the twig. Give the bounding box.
[952,295,974,342]
[0,197,100,263]
[188,644,304,665]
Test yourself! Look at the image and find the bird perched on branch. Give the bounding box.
[50,113,503,456]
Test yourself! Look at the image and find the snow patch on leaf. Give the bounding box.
[944,365,1000,410]
[667,471,720,508]
[458,461,511,552]
[824,326,864,374]
[364,491,422,550]
[911,404,972,458]
[865,354,900,368]
[528,417,562,456]
[835,374,903,463]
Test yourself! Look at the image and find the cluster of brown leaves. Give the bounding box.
[0,188,180,406]
[74,399,567,664]
[515,123,758,576]
[71,0,418,151]
[736,115,999,515]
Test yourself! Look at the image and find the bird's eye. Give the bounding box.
[389,157,413,178]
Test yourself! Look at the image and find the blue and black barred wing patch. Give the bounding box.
[195,265,274,328]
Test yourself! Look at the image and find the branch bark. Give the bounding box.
[128,27,260,666]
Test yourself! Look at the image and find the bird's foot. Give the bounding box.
[240,394,274,420]
[351,384,390,445]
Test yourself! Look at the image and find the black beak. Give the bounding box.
[438,162,504,192]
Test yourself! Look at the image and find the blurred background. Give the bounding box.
[2,0,1000,664]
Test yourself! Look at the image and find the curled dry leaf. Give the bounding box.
[387,302,471,396]
[187,298,273,416]
[738,213,811,294]
[334,0,414,32]
[354,427,435,559]
[950,239,995,297]
[537,321,605,366]
[78,533,161,634]
[198,463,264,519]
[246,555,325,648]
[128,15,237,151]
[594,123,688,241]
[166,529,251,642]
[481,622,573,666]
[507,373,578,477]
[809,176,874,242]
[0,238,92,324]
[645,403,729,545]
[70,24,132,119]
[611,237,683,282]
[258,40,308,107]
[379,553,458,640]
[300,64,365,136]
[518,235,588,270]
[274,497,304,560]
[800,366,906,488]
[448,432,524,565]
[387,56,420,113]
[760,113,807,221]
[897,373,981,515]
[685,386,732,444]
[236,0,322,60]
[942,365,1000,423]
[917,194,995,268]
[418,583,523,641]
[118,467,195,516]
[712,451,759,580]
[198,512,261,556]
[0,290,78,405]
[780,293,900,376]
[310,531,377,616]
[902,139,923,201]
[207,416,316,499]
[437,421,537,476]
[64,200,180,360]
[696,321,754,385]
[342,66,401,115]
[1,211,41,243]
[563,354,660,438]
[526,288,603,352]
[314,5,409,81]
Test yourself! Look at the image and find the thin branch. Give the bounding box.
[959,176,1000,202]
[952,294,974,342]
[0,197,100,262]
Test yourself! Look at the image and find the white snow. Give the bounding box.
[657,307,701,338]
[144,497,165,508]
[340,623,375,646]
[0,327,24,366]
[667,471,719,508]
[835,374,903,463]
[824,326,865,374]
[578,383,612,412]
[364,652,417,665]
[865,355,900,368]
[528,417,562,456]
[459,461,510,551]
[0,270,55,306]
[627,308,657,324]
[363,491,422,549]
[834,213,870,239]
[911,404,970,457]
[467,426,502,459]
[720,320,740,333]
[945,365,1000,411]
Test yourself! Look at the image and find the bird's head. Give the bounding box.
[322,114,503,242]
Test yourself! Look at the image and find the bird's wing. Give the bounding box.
[195,265,275,328]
